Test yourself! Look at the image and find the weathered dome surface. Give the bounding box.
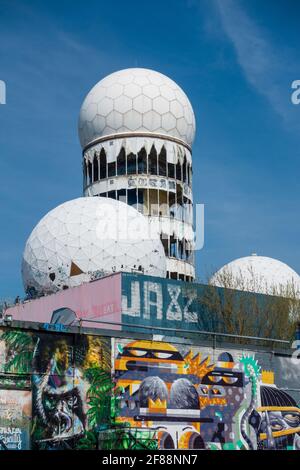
[22,197,166,295]
[210,254,300,298]
[78,68,196,149]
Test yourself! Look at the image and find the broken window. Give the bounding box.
[100,148,107,179]
[127,152,137,175]
[108,161,116,177]
[149,145,158,175]
[93,155,99,182]
[158,146,167,176]
[117,147,126,176]
[138,147,147,174]
[168,162,175,179]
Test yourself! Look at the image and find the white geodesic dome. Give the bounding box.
[78,68,196,149]
[210,254,300,298]
[22,197,166,295]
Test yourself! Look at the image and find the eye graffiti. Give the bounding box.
[282,413,300,427]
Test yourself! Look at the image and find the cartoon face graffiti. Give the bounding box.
[115,340,186,374]
[250,384,300,450]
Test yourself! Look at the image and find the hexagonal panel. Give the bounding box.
[124,83,142,99]
[177,117,188,136]
[153,96,169,114]
[143,84,160,99]
[133,75,150,86]
[92,114,106,132]
[98,97,114,116]
[170,100,184,119]
[106,83,123,99]
[85,103,98,122]
[142,110,161,131]
[123,109,142,131]
[102,126,116,135]
[117,73,134,85]
[162,112,176,131]
[160,84,176,101]
[114,95,132,114]
[133,95,152,114]
[148,72,165,86]
[106,110,123,129]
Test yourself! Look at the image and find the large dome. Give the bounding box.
[22,197,166,295]
[210,254,300,298]
[78,68,196,149]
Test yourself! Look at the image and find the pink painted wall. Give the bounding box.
[7,273,122,330]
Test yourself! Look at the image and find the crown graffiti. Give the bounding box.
[261,370,275,385]
[148,398,167,413]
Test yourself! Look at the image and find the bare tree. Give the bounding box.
[195,269,300,344]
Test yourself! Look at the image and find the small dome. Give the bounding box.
[210,254,300,298]
[78,68,196,149]
[22,197,166,295]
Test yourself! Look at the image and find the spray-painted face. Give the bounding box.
[43,388,85,438]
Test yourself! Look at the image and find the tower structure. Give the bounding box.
[78,68,196,281]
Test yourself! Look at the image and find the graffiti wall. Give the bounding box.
[0,328,111,450]
[0,326,299,450]
[0,390,31,450]
[114,338,300,450]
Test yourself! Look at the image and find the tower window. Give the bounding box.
[183,156,187,183]
[168,162,175,179]
[88,161,93,185]
[117,147,126,176]
[160,233,169,256]
[128,188,137,207]
[108,190,116,199]
[176,161,182,181]
[138,147,147,174]
[108,161,116,177]
[149,145,158,175]
[83,161,87,187]
[170,235,177,258]
[158,146,167,176]
[127,152,137,175]
[117,189,126,204]
[137,188,144,212]
[100,148,107,179]
[93,155,99,182]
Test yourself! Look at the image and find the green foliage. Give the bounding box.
[76,430,98,450]
[84,366,113,428]
[98,427,158,450]
[76,366,114,449]
[76,366,158,450]
[1,330,35,373]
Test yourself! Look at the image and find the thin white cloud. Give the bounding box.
[213,0,297,126]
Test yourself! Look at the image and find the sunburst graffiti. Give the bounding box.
[184,352,214,378]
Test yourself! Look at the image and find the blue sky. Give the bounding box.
[1,0,300,298]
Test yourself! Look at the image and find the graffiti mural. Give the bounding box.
[0,327,300,450]
[0,328,111,449]
[0,390,31,450]
[114,339,300,450]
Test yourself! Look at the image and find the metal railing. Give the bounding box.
[76,318,290,347]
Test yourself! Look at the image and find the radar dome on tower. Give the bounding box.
[79,68,197,283]
[78,68,196,149]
